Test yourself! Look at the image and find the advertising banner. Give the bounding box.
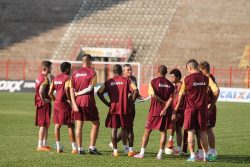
[0,80,35,93]
[218,87,250,103]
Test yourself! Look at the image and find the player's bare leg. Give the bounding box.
[88,120,101,155]
[37,126,49,151]
[134,129,152,158]
[165,126,175,155]
[75,120,84,154]
[68,125,77,154]
[54,124,62,152]
[174,125,183,155]
[199,130,209,161]
[196,131,203,159]
[111,128,119,156]
[127,128,135,154]
[121,128,128,152]
[157,130,166,159]
[187,130,196,161]
[207,128,217,158]
[182,130,188,154]
[42,126,50,149]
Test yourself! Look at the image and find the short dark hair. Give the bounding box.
[199,61,210,72]
[170,68,182,80]
[113,64,122,75]
[158,65,168,76]
[186,59,198,69]
[82,54,92,62]
[41,60,52,70]
[60,62,71,73]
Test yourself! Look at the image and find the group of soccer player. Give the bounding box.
[34,54,219,162]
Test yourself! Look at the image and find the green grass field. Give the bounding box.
[0,93,250,167]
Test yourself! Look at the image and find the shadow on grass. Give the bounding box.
[217,155,250,164]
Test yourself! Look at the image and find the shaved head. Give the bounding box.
[158,65,168,76]
[186,59,199,70]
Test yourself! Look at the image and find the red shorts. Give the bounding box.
[169,109,184,129]
[35,103,51,127]
[145,115,171,131]
[73,106,99,122]
[183,108,207,131]
[53,105,73,126]
[105,114,133,129]
[207,106,217,128]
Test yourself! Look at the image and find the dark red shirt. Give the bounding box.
[98,75,136,115]
[35,73,50,107]
[183,72,209,110]
[208,74,216,104]
[148,76,174,116]
[71,67,96,107]
[51,73,71,110]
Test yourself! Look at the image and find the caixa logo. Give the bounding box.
[0,80,24,92]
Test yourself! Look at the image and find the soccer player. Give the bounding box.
[199,61,219,160]
[70,54,101,155]
[48,62,77,153]
[165,68,188,156]
[35,60,52,151]
[174,59,219,162]
[108,64,138,156]
[97,64,138,157]
[134,65,174,160]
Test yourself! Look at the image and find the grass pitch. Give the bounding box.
[0,92,250,167]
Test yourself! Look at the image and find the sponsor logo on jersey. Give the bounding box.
[193,82,206,87]
[54,81,63,85]
[159,83,170,88]
[110,82,124,86]
[76,73,87,77]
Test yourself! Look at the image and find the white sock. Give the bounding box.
[129,147,133,152]
[176,146,182,152]
[203,152,208,158]
[169,135,173,141]
[78,147,84,152]
[72,142,77,150]
[123,145,129,150]
[56,141,60,150]
[113,149,118,154]
[158,149,163,156]
[210,148,216,154]
[190,152,195,158]
[89,146,95,150]
[43,140,47,146]
[38,140,43,148]
[140,148,145,155]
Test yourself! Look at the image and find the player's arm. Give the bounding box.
[148,84,166,104]
[208,77,220,110]
[65,80,71,103]
[70,79,79,112]
[39,77,50,103]
[160,96,173,116]
[130,81,139,103]
[48,81,55,101]
[174,82,185,113]
[97,85,110,107]
[75,74,97,96]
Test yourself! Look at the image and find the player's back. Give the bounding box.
[53,73,70,109]
[149,76,174,116]
[184,72,209,110]
[35,73,50,107]
[106,75,130,115]
[71,67,96,107]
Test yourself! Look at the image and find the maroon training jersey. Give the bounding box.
[71,67,96,107]
[183,72,209,110]
[35,73,50,107]
[148,76,174,116]
[208,74,216,104]
[51,73,71,110]
[99,75,135,115]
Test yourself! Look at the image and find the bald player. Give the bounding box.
[97,64,138,157]
[134,65,174,160]
[35,60,52,151]
[70,54,101,155]
[199,61,219,160]
[174,59,219,162]
[49,62,77,153]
